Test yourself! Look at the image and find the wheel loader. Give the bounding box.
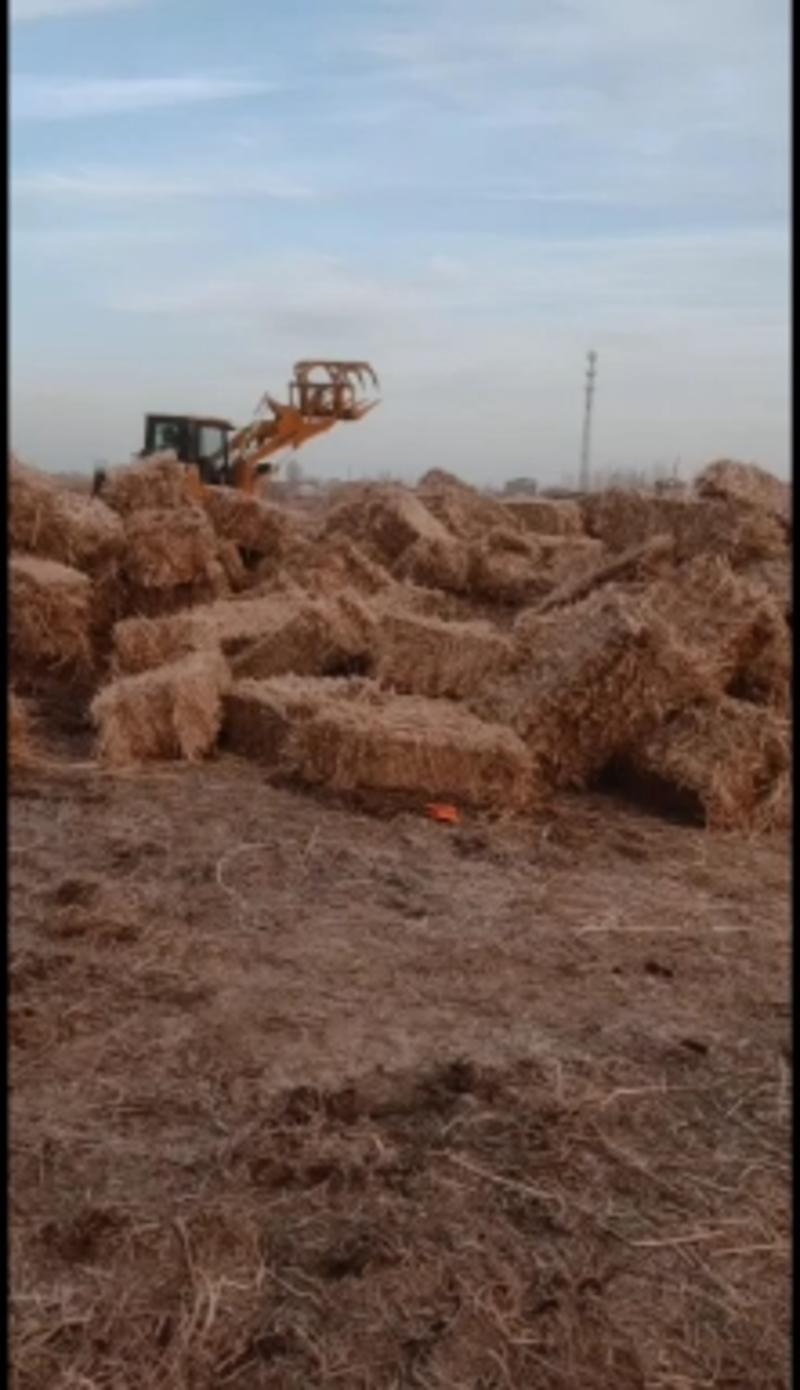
[92,360,379,499]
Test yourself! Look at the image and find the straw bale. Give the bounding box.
[223,675,379,766]
[695,459,791,526]
[101,454,190,515]
[225,677,536,811]
[616,698,791,832]
[230,594,377,680]
[256,535,393,599]
[642,554,789,701]
[322,485,452,565]
[10,554,94,679]
[397,534,471,594]
[91,650,230,767]
[121,506,224,591]
[534,535,607,588]
[202,486,305,556]
[533,534,675,615]
[376,611,517,700]
[8,690,38,770]
[9,459,124,572]
[217,539,249,592]
[582,489,786,566]
[417,475,514,540]
[502,497,585,536]
[741,556,792,618]
[466,535,548,606]
[111,593,305,675]
[483,589,711,789]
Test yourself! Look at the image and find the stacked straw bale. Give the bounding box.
[466,532,548,606]
[10,555,94,681]
[695,460,791,527]
[9,461,123,574]
[376,611,516,700]
[322,485,453,565]
[490,589,711,789]
[417,473,514,539]
[398,534,471,594]
[91,650,230,766]
[255,535,393,599]
[582,489,787,567]
[101,454,190,515]
[121,506,226,596]
[202,486,305,557]
[225,676,536,811]
[231,595,377,680]
[615,698,791,832]
[643,554,789,701]
[111,593,304,675]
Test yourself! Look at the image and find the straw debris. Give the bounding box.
[91,650,230,766]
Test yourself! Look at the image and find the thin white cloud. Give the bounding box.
[12,166,317,201]
[12,74,274,120]
[11,0,144,20]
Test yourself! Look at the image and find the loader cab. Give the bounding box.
[142,413,235,485]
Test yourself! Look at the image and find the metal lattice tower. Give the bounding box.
[579,350,598,492]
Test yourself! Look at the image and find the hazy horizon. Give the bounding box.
[10,0,790,486]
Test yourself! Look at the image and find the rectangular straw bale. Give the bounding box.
[642,554,789,699]
[285,694,536,812]
[466,534,549,606]
[223,675,381,766]
[484,588,711,790]
[501,497,585,536]
[614,697,790,832]
[9,460,124,572]
[397,533,471,594]
[231,594,378,680]
[10,554,94,679]
[202,486,302,556]
[322,484,453,565]
[121,506,224,590]
[91,650,230,767]
[376,610,516,700]
[582,488,786,566]
[417,475,515,540]
[695,460,791,526]
[101,454,191,515]
[111,593,304,675]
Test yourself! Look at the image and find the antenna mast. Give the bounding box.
[579,349,598,492]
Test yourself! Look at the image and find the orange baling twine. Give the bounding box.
[425,803,461,825]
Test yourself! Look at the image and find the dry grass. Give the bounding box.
[486,590,712,790]
[695,459,791,525]
[101,454,191,514]
[612,697,791,832]
[375,609,517,700]
[9,554,94,681]
[9,459,123,573]
[91,650,231,766]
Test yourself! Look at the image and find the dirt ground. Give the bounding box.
[9,754,791,1389]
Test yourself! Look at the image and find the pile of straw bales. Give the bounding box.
[6,452,791,833]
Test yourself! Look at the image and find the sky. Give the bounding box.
[9,0,790,486]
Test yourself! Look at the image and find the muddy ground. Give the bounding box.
[9,756,791,1389]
